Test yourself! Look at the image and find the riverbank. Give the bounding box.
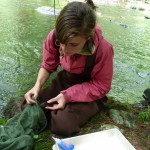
[34,98,150,150]
[1,96,150,150]
[0,0,150,117]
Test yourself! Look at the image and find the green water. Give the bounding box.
[0,0,150,113]
[97,5,150,102]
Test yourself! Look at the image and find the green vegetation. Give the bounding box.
[0,118,7,125]
[1,97,149,149]
[138,106,150,123]
[33,98,150,150]
[0,0,150,149]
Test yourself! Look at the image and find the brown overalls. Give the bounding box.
[36,54,107,137]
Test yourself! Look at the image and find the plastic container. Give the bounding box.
[52,128,136,150]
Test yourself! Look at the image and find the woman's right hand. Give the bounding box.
[24,68,50,104]
[24,85,41,104]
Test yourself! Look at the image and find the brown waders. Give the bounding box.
[22,55,107,136]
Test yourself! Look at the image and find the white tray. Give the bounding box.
[52,128,136,150]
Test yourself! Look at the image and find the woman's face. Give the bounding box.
[60,35,87,56]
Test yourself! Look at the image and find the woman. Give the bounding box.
[24,0,114,136]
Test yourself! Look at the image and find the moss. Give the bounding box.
[34,130,54,150]
[2,97,23,118]
[138,107,150,123]
[1,97,149,149]
[33,98,150,149]
[0,118,7,125]
[105,97,132,111]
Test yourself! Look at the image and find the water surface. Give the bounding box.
[0,0,150,116]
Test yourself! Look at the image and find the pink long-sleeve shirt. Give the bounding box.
[41,24,114,102]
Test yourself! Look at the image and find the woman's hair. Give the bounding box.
[55,0,97,44]
[85,0,97,10]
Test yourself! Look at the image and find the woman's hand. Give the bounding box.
[45,93,66,110]
[24,84,41,104]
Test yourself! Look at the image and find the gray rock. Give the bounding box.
[145,16,150,19]
[109,109,136,129]
[36,6,60,16]
[101,124,120,130]
[3,97,24,118]
[109,109,124,124]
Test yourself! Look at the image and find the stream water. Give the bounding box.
[0,0,150,116]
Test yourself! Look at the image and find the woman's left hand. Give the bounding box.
[45,93,66,110]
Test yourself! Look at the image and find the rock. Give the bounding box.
[109,109,124,124]
[36,6,60,16]
[101,124,120,130]
[119,22,128,28]
[145,16,150,19]
[100,124,124,133]
[109,109,136,129]
[120,110,136,129]
[138,72,150,78]
[143,88,150,101]
[3,97,24,118]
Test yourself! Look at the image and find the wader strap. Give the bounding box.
[84,54,95,73]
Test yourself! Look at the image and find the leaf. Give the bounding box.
[0,118,6,125]
[34,135,39,139]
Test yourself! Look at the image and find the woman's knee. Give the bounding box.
[50,111,80,136]
[50,102,99,136]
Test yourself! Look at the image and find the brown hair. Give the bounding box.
[85,0,97,10]
[55,1,97,44]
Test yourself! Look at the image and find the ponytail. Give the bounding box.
[85,0,97,10]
